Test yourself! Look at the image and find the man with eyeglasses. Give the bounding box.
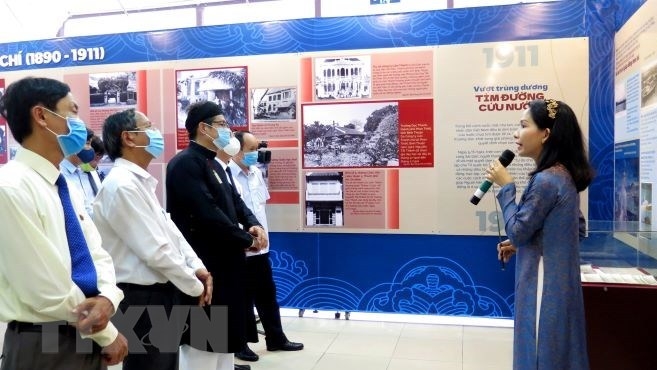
[92,108,213,370]
[0,76,127,369]
[166,101,267,370]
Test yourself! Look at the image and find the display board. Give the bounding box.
[0,1,639,317]
[614,0,657,257]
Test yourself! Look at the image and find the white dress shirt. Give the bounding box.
[214,157,232,185]
[93,158,204,297]
[60,158,99,217]
[0,147,123,347]
[228,161,270,256]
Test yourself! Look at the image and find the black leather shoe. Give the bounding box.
[235,345,259,362]
[266,340,304,351]
[235,365,251,370]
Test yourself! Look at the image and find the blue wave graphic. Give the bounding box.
[272,252,513,318]
[282,277,363,310]
[270,250,308,301]
[586,0,617,220]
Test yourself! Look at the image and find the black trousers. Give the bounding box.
[1,321,104,370]
[244,252,286,346]
[116,282,181,370]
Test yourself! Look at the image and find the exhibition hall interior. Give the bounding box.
[0,0,656,369]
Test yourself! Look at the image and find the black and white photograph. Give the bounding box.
[314,55,371,100]
[641,61,657,108]
[251,87,297,121]
[89,71,137,108]
[177,67,248,128]
[305,171,344,227]
[303,101,399,168]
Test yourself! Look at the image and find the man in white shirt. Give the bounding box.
[89,134,108,180]
[93,108,212,370]
[0,77,127,369]
[60,127,103,217]
[229,131,303,362]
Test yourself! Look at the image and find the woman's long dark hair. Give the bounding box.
[528,99,594,192]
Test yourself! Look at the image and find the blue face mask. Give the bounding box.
[76,148,95,163]
[135,129,165,158]
[43,108,88,157]
[241,151,258,167]
[212,126,232,150]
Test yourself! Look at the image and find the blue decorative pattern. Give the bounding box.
[270,250,308,301]
[358,257,512,317]
[271,228,657,318]
[614,0,647,29]
[270,248,514,318]
[585,0,616,221]
[1,3,585,72]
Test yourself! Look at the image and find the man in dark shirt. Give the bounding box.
[166,101,266,370]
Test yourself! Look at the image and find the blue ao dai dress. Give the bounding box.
[496,164,589,370]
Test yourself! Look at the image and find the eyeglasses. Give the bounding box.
[126,124,155,133]
[209,120,229,128]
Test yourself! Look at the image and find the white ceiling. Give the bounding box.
[0,0,561,44]
[0,0,228,43]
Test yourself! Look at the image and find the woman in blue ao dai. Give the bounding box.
[486,99,594,370]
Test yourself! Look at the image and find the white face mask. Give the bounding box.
[223,137,241,156]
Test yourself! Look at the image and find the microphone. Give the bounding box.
[469,149,515,205]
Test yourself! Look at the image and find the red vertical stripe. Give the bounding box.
[137,70,148,114]
[299,58,313,103]
[387,169,399,229]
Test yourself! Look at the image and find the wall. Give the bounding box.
[0,0,648,319]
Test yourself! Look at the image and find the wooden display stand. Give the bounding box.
[583,282,657,370]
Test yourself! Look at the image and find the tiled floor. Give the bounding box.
[248,312,513,370]
[1,311,514,370]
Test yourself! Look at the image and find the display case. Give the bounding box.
[581,222,657,370]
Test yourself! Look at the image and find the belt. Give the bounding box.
[117,281,176,292]
[8,320,77,335]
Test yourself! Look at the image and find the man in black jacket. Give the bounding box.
[166,101,267,370]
